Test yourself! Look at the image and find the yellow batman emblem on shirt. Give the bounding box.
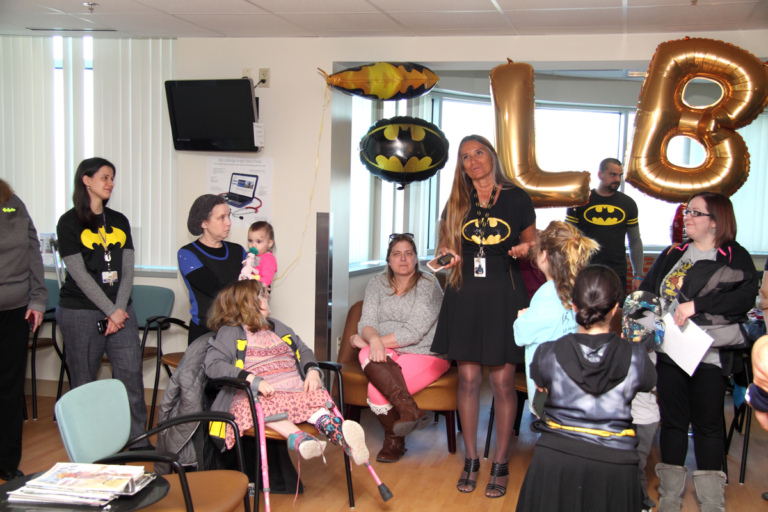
[80,226,127,250]
[584,205,626,226]
[462,218,511,246]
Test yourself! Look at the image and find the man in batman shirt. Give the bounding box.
[566,158,644,296]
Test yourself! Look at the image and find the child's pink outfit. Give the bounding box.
[226,328,326,449]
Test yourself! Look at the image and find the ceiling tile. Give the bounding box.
[368,0,498,12]
[134,0,268,15]
[388,11,513,31]
[280,12,404,32]
[627,4,754,25]
[6,12,105,31]
[629,0,757,6]
[79,13,221,36]
[175,14,311,36]
[251,0,378,14]
[497,0,621,8]
[30,0,156,15]
[505,8,623,29]
[0,0,59,15]
[516,25,623,35]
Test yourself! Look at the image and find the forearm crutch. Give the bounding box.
[253,402,289,512]
[322,391,393,502]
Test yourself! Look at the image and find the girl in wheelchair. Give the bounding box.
[205,279,369,465]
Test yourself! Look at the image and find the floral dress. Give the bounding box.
[225,328,327,448]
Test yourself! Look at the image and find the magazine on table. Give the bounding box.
[7,463,155,507]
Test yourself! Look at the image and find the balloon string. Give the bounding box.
[273,83,332,282]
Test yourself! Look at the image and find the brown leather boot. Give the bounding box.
[363,358,429,437]
[375,408,406,463]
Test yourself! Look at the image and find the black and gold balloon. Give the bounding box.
[359,116,449,189]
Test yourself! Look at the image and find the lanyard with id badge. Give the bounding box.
[473,184,496,278]
[98,213,118,287]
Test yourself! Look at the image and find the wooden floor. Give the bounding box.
[8,388,768,511]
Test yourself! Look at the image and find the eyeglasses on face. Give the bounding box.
[389,233,414,240]
[682,209,712,218]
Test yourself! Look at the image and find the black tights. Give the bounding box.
[457,361,517,463]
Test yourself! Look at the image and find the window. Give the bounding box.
[348,89,768,267]
[2,35,177,269]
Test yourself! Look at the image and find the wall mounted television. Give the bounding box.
[165,78,260,152]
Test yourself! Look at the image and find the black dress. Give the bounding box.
[431,186,535,365]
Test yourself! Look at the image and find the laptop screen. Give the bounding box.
[228,173,258,201]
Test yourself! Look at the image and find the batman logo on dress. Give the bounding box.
[583,205,626,226]
[461,218,511,246]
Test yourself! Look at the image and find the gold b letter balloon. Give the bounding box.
[490,60,591,208]
[626,38,768,203]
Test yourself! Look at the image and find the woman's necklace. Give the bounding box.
[474,185,496,209]
[472,184,497,263]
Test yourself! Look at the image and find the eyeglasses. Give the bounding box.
[682,209,712,218]
[389,233,414,240]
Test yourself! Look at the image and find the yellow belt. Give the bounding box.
[545,419,635,438]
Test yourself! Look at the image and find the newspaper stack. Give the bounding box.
[7,463,155,507]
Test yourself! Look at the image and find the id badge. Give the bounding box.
[102,271,118,286]
[474,257,486,278]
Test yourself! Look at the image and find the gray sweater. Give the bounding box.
[0,194,47,312]
[358,272,444,357]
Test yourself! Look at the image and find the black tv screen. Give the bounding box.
[165,78,260,152]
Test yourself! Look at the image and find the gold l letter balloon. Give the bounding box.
[626,38,768,203]
[491,60,591,208]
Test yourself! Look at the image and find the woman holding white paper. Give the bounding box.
[638,192,758,512]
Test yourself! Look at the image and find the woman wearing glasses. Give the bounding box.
[431,135,536,498]
[638,192,758,512]
[350,233,449,463]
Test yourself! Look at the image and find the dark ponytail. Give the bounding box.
[572,265,622,330]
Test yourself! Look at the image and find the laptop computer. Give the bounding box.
[221,173,258,208]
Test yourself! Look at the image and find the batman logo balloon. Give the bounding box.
[81,226,127,250]
[461,218,511,246]
[359,116,449,189]
[583,205,626,226]
[319,62,439,101]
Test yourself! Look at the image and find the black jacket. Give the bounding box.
[639,241,759,374]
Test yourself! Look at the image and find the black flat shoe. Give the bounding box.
[485,461,509,498]
[0,468,24,481]
[456,458,480,493]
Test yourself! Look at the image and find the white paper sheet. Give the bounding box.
[661,313,714,376]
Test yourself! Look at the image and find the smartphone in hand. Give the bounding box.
[427,253,454,272]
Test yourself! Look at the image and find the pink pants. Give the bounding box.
[358,347,451,406]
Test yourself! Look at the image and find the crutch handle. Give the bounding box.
[264,412,289,422]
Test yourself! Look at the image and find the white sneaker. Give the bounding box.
[341,420,369,465]
[296,436,327,460]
